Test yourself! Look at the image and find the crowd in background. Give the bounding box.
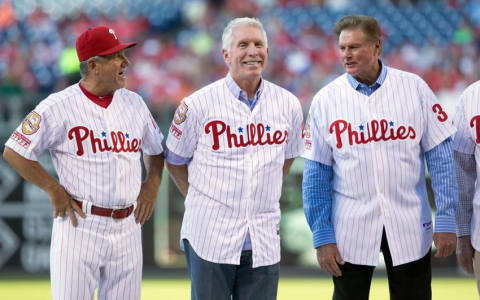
[1,0,480,126]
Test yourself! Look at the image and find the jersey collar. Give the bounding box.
[78,82,114,108]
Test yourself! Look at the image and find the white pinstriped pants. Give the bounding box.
[50,208,142,300]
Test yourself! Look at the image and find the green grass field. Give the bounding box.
[0,277,476,299]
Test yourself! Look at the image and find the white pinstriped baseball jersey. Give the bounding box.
[5,83,164,208]
[5,83,163,299]
[166,78,304,268]
[303,67,456,266]
[453,80,480,251]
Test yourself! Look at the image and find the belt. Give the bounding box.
[73,200,134,219]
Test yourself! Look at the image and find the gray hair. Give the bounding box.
[79,56,107,78]
[79,61,89,78]
[222,17,268,52]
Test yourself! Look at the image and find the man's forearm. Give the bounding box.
[425,138,458,233]
[302,159,336,248]
[3,146,60,193]
[166,162,189,197]
[142,153,164,193]
[454,150,476,236]
[283,158,295,179]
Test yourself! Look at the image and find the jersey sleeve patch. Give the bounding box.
[21,111,41,135]
[173,102,188,125]
[11,130,32,148]
[303,113,312,150]
[169,124,183,139]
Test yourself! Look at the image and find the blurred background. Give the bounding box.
[0,0,478,297]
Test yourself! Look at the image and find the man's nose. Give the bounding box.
[341,49,352,59]
[246,44,258,55]
[121,54,130,67]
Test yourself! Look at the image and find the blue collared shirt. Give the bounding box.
[225,72,264,111]
[346,60,387,96]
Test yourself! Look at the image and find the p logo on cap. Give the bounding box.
[109,29,118,40]
[76,26,136,62]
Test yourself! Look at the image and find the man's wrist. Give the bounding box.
[141,179,161,197]
[44,181,63,195]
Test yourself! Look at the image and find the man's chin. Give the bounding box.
[115,80,127,89]
[244,71,263,80]
[345,68,358,76]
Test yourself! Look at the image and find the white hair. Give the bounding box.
[222,17,268,52]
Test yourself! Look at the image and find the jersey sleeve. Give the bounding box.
[5,98,60,161]
[285,96,304,159]
[301,94,333,166]
[452,92,476,155]
[418,79,457,152]
[140,103,164,155]
[166,97,201,159]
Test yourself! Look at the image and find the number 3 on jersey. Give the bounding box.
[432,104,448,122]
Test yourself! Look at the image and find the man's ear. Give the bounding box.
[375,39,382,56]
[222,48,230,65]
[88,59,98,75]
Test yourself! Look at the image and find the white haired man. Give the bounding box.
[165,17,304,300]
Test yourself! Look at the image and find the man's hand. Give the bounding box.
[433,232,456,258]
[317,244,345,277]
[456,236,474,274]
[134,182,158,225]
[3,147,85,227]
[48,184,85,227]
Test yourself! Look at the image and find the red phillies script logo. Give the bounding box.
[329,119,416,149]
[205,120,288,150]
[470,115,480,143]
[68,126,141,156]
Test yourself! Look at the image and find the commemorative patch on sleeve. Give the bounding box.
[21,111,41,135]
[302,113,311,139]
[173,102,188,125]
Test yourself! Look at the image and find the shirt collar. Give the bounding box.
[226,73,264,102]
[347,60,387,90]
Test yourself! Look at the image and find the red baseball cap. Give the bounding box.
[76,26,137,62]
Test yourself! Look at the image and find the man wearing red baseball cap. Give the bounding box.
[76,26,137,97]
[3,26,165,300]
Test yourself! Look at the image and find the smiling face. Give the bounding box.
[222,25,268,86]
[338,27,381,85]
[92,50,130,94]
